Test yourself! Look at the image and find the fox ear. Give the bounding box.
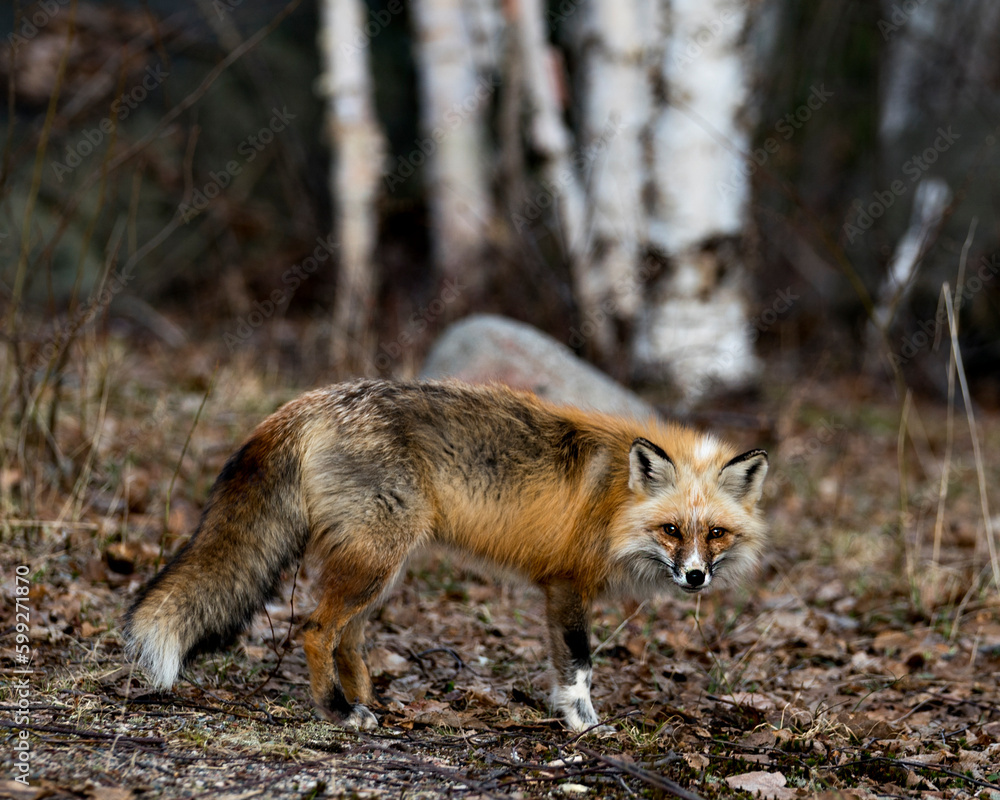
[718,449,768,505]
[629,438,676,495]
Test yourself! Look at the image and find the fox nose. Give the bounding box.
[685,570,705,588]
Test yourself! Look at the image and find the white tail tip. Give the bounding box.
[126,624,182,689]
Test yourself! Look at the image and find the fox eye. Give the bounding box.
[707,527,727,540]
[662,523,681,539]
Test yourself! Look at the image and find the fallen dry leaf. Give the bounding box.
[832,711,897,741]
[725,770,795,799]
[0,779,44,800]
[683,752,709,769]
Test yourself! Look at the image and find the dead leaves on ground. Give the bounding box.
[4,516,1000,799]
[3,377,1000,798]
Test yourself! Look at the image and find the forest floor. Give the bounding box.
[2,332,1000,799]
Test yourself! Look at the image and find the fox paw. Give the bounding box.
[342,703,379,731]
[579,723,616,737]
[553,669,609,735]
[319,702,379,731]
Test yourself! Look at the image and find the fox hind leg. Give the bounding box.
[303,560,397,731]
[335,614,373,707]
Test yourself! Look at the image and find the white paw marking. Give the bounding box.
[552,667,601,732]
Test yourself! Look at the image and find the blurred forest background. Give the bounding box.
[1,0,998,399]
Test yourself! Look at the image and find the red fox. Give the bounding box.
[123,380,767,732]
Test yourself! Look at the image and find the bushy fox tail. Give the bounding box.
[123,421,309,688]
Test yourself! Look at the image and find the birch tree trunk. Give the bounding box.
[410,0,497,303]
[319,0,387,374]
[564,0,654,361]
[513,0,762,398]
[873,0,998,374]
[863,178,951,376]
[320,0,764,395]
[634,0,759,403]
[511,0,587,260]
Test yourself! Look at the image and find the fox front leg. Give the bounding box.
[544,583,612,734]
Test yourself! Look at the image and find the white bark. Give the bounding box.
[567,0,656,355]
[512,0,587,260]
[464,0,505,76]
[410,0,496,293]
[315,0,765,391]
[649,0,748,253]
[872,178,951,333]
[878,0,945,142]
[635,0,759,403]
[318,0,387,372]
[864,178,951,374]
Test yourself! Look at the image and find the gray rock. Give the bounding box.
[420,314,658,419]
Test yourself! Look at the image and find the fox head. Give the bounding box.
[611,436,768,595]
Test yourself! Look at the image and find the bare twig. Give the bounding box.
[2,519,100,529]
[0,719,164,747]
[593,601,647,656]
[244,568,301,699]
[159,365,217,569]
[933,218,976,569]
[411,646,466,678]
[32,0,305,283]
[898,389,914,599]
[5,1,76,341]
[576,745,705,800]
[942,284,999,590]
[830,755,999,794]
